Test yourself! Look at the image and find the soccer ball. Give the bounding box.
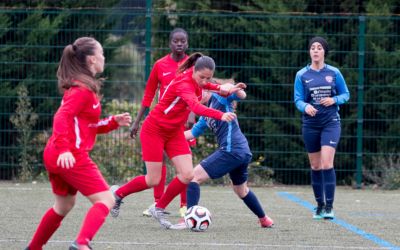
[184,205,212,232]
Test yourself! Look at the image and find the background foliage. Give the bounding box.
[1,0,399,188]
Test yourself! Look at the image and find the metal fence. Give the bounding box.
[1,7,399,186]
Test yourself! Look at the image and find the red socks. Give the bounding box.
[28,207,64,250]
[156,177,187,209]
[153,165,167,202]
[180,185,187,207]
[76,202,109,246]
[116,175,149,198]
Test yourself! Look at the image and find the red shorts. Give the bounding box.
[43,144,109,197]
[140,118,191,162]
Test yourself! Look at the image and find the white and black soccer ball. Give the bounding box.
[184,205,212,232]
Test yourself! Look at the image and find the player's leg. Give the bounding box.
[186,164,210,209]
[27,194,75,250]
[179,186,188,217]
[62,158,113,249]
[320,123,340,219]
[150,132,193,229]
[143,162,167,217]
[72,190,115,250]
[111,120,164,217]
[303,125,325,219]
[230,156,274,228]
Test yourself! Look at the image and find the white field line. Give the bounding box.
[0,239,390,249]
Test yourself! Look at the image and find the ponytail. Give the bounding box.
[56,37,102,95]
[177,52,203,73]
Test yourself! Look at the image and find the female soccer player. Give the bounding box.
[172,83,274,230]
[129,28,191,218]
[294,36,350,220]
[110,52,244,228]
[25,37,132,250]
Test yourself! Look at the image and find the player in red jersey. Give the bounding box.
[129,28,191,218]
[110,52,245,228]
[25,37,131,250]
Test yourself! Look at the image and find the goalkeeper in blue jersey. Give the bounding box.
[294,36,350,220]
[171,81,274,229]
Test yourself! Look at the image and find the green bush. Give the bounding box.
[363,155,400,190]
[9,85,39,181]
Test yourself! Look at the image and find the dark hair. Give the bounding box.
[308,36,329,56]
[177,52,215,73]
[169,28,188,42]
[56,37,103,95]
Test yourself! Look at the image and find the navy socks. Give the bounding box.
[186,182,200,209]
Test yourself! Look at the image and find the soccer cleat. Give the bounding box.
[313,205,325,220]
[259,216,274,228]
[69,241,92,250]
[149,206,172,229]
[170,218,187,230]
[179,205,187,218]
[143,203,156,217]
[323,207,335,220]
[110,185,123,218]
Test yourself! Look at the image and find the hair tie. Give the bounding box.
[72,44,77,51]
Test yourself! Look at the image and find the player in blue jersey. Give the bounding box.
[294,37,350,220]
[171,81,274,229]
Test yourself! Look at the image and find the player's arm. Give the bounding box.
[294,73,317,116]
[130,64,158,138]
[184,117,207,140]
[320,69,350,107]
[96,113,131,134]
[294,73,309,113]
[203,81,246,97]
[178,84,236,121]
[333,70,350,105]
[227,83,247,101]
[130,106,149,139]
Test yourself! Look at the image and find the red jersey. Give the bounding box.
[147,67,224,130]
[48,85,119,154]
[141,54,189,107]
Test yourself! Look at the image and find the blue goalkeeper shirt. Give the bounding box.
[294,64,350,126]
[191,93,250,153]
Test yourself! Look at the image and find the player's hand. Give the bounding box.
[320,97,335,107]
[114,113,132,127]
[305,104,318,117]
[219,83,247,96]
[57,152,75,169]
[130,121,140,139]
[221,112,237,122]
[232,82,247,92]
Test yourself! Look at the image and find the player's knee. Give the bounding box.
[233,184,248,198]
[145,175,162,187]
[179,171,194,184]
[55,200,75,216]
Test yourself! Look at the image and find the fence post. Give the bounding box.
[145,0,152,81]
[356,16,365,188]
[142,0,152,175]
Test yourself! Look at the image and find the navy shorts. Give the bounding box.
[200,150,252,185]
[302,121,341,153]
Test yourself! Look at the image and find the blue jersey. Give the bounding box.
[191,93,250,153]
[294,64,350,126]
